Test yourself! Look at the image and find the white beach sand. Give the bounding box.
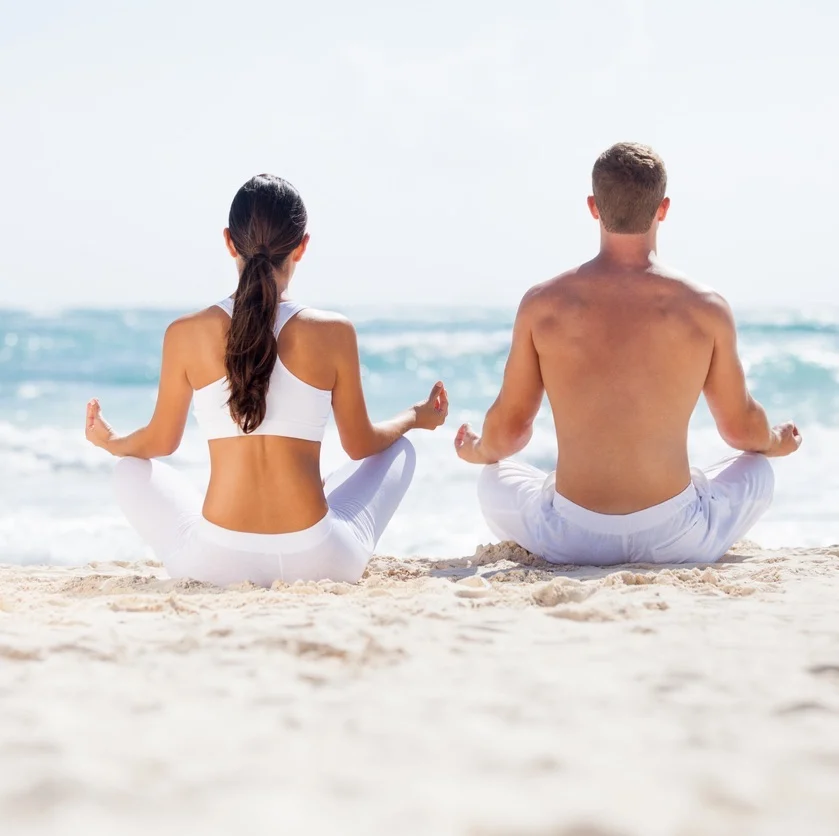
[1,542,839,836]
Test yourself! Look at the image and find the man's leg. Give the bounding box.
[702,452,775,558]
[477,460,549,554]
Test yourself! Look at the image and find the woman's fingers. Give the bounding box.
[428,381,448,424]
[437,386,449,414]
[86,399,98,431]
[85,399,112,447]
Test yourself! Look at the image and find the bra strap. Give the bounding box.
[274,302,307,338]
[215,296,235,317]
[215,296,306,339]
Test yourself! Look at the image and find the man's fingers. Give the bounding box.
[776,420,802,451]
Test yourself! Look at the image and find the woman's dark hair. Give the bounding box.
[225,174,308,433]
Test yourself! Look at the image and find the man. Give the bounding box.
[454,142,801,564]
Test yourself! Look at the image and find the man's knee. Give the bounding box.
[476,463,502,512]
[745,453,775,509]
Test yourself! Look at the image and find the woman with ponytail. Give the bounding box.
[84,175,447,585]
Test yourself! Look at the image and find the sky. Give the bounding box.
[1,0,837,311]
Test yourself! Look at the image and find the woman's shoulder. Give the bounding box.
[295,307,357,337]
[162,305,230,349]
[295,306,351,325]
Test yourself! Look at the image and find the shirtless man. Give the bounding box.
[454,142,801,564]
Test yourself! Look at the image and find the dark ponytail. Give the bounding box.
[225,175,308,433]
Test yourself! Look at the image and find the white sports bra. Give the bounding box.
[192,296,333,442]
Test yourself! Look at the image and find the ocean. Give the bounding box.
[0,304,836,566]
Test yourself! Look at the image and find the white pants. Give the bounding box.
[477,453,775,565]
[113,437,416,586]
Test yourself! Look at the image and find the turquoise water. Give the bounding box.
[0,305,836,564]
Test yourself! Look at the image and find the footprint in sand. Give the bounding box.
[808,663,839,684]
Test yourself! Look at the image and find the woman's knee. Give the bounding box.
[391,435,416,459]
[112,457,151,501]
[113,456,150,485]
[386,436,417,478]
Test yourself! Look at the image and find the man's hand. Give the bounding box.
[764,421,802,457]
[454,423,497,465]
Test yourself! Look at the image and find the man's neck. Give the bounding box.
[597,229,659,267]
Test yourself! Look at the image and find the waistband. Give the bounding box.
[195,510,334,553]
[551,482,698,535]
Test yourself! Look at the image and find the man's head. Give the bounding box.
[589,142,669,234]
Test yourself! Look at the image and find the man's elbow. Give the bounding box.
[719,429,754,452]
[717,416,770,453]
[488,417,533,457]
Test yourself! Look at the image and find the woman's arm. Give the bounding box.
[85,319,194,458]
[330,318,448,460]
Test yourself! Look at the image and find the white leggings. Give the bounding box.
[113,437,416,587]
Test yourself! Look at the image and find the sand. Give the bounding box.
[1,542,839,836]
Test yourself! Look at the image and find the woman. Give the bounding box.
[85,174,448,586]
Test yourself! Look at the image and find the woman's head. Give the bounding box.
[225,174,309,268]
[223,175,309,434]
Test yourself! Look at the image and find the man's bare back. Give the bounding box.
[529,255,718,512]
[455,142,799,563]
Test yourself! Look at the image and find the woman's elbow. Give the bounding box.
[344,445,369,462]
[150,432,182,458]
[339,429,376,462]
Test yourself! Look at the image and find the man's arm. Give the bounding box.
[455,291,544,464]
[703,294,801,457]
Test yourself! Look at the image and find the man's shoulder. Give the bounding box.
[647,262,731,313]
[517,263,732,322]
[519,268,583,306]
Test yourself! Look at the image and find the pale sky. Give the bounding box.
[1,0,837,310]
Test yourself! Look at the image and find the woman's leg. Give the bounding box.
[324,437,417,553]
[112,457,203,563]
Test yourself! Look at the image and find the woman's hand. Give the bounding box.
[85,399,117,453]
[412,381,449,430]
